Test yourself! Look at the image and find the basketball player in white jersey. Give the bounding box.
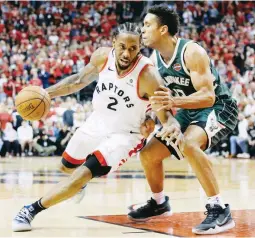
[12,23,174,232]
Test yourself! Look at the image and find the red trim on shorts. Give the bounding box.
[62,151,86,165]
[146,108,152,113]
[128,138,146,157]
[93,150,107,166]
[136,64,153,101]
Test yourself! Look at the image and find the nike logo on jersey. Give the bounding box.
[108,67,114,71]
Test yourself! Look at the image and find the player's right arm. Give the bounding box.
[46,47,111,99]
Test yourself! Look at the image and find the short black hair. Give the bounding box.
[148,5,180,36]
[113,22,141,39]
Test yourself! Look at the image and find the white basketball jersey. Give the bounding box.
[90,49,152,134]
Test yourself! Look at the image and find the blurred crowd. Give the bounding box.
[0,1,254,158]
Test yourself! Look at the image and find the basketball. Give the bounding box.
[15,86,51,121]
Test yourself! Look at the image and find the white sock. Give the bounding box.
[152,191,166,205]
[207,194,226,209]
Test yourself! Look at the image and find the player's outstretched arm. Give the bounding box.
[46,47,110,99]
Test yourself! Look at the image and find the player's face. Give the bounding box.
[114,33,140,70]
[142,13,162,48]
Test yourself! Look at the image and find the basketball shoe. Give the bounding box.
[12,206,35,232]
[128,196,172,221]
[192,204,235,234]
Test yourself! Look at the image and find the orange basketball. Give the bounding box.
[15,86,51,121]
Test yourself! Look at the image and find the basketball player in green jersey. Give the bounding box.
[128,5,238,235]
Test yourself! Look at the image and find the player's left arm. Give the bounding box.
[151,43,215,111]
[174,43,215,108]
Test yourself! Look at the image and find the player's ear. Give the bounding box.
[160,25,168,36]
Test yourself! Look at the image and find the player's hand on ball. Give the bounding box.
[156,124,183,146]
[150,85,174,112]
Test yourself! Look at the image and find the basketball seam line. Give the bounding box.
[15,98,43,107]
[24,91,46,118]
[20,89,51,105]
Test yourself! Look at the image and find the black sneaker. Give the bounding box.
[12,206,35,232]
[192,204,235,235]
[128,196,172,222]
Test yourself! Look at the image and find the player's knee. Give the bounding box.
[83,154,111,178]
[139,148,151,165]
[58,163,69,173]
[180,136,199,156]
[58,161,75,174]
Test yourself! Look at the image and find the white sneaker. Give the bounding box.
[28,152,33,156]
[12,206,34,232]
[72,185,87,204]
[237,153,250,159]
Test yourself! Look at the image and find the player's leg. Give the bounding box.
[140,138,171,194]
[12,129,102,232]
[12,153,111,232]
[128,109,189,221]
[181,105,238,234]
[128,137,172,221]
[181,125,219,196]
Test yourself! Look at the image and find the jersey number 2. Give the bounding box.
[107,97,118,111]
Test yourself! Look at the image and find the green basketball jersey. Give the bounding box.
[154,38,232,103]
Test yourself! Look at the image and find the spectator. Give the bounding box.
[247,116,255,159]
[55,125,73,155]
[73,104,85,128]
[29,70,42,86]
[63,105,74,127]
[17,121,33,156]
[0,122,19,157]
[33,129,56,156]
[0,106,12,130]
[38,64,50,88]
[229,113,249,158]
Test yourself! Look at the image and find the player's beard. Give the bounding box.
[116,60,130,71]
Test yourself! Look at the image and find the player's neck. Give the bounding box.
[156,36,178,64]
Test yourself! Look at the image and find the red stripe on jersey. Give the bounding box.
[136,64,152,101]
[128,138,146,157]
[146,108,152,113]
[93,150,107,166]
[62,151,86,165]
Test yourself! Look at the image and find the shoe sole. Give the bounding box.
[192,219,235,235]
[12,223,32,232]
[127,210,173,222]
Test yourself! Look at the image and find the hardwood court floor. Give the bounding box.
[0,155,255,237]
